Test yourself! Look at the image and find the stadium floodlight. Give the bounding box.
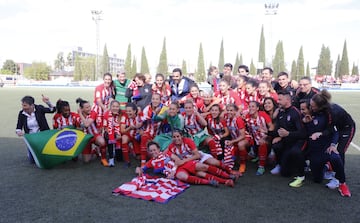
[91,10,103,81]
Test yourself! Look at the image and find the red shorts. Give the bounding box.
[82,134,102,154]
[176,160,197,175]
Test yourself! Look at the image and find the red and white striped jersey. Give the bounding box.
[167,137,197,160]
[182,113,205,136]
[214,90,242,108]
[226,116,246,139]
[144,153,176,177]
[206,115,227,136]
[139,104,162,137]
[53,112,81,130]
[153,84,171,106]
[103,110,121,138]
[245,111,271,145]
[83,110,100,135]
[120,114,141,138]
[92,84,113,116]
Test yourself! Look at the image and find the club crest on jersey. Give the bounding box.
[287,115,291,121]
[313,119,318,125]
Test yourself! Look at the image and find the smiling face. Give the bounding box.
[226,104,238,118]
[156,75,164,87]
[81,102,92,115]
[151,94,161,107]
[22,102,34,114]
[184,102,194,115]
[61,105,71,118]
[110,101,120,114]
[103,74,113,88]
[148,144,160,158]
[172,131,183,145]
[168,103,179,117]
[248,102,259,116]
[190,86,199,98]
[300,102,311,116]
[125,106,136,118]
[219,81,229,94]
[258,82,269,96]
[210,105,220,118]
[263,98,275,112]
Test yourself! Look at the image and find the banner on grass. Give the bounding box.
[112,175,190,203]
[23,129,93,169]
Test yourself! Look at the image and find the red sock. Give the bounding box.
[258,144,268,167]
[186,176,210,185]
[207,165,230,178]
[239,149,247,164]
[204,173,227,184]
[207,140,218,158]
[100,146,106,159]
[220,162,232,174]
[122,143,130,163]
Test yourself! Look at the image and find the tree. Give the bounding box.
[73,56,95,81]
[131,57,137,77]
[125,43,132,79]
[24,62,51,80]
[54,52,65,72]
[157,37,168,76]
[351,63,359,76]
[317,45,332,75]
[339,40,349,77]
[182,60,187,76]
[234,53,240,75]
[334,55,341,79]
[140,46,150,74]
[218,38,224,71]
[272,40,285,75]
[100,44,110,75]
[1,59,18,74]
[306,62,310,77]
[290,60,297,79]
[66,52,73,66]
[195,43,206,82]
[258,25,266,66]
[250,59,256,75]
[295,46,305,81]
[239,54,243,66]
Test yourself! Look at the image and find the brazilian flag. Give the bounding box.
[23,129,93,169]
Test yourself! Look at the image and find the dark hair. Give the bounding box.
[56,99,70,114]
[238,65,249,73]
[262,67,273,74]
[277,90,291,96]
[263,97,278,109]
[311,90,331,112]
[277,71,289,78]
[300,76,311,82]
[103,72,112,79]
[249,100,260,108]
[170,101,180,109]
[299,99,310,109]
[224,63,233,70]
[220,76,231,86]
[246,78,259,88]
[208,66,218,76]
[134,73,146,82]
[238,75,249,83]
[226,103,239,112]
[147,141,161,150]
[125,102,138,113]
[21,96,35,105]
[76,98,89,108]
[172,68,182,76]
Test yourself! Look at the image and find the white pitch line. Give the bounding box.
[351,142,360,152]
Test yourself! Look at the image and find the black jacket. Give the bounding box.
[16,104,56,133]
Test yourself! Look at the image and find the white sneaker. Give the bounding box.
[326,178,339,189]
[270,164,281,175]
[323,171,335,180]
[109,158,115,167]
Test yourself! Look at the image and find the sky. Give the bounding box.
[0,0,360,74]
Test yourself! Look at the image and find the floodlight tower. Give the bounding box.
[91,10,103,81]
[264,3,279,66]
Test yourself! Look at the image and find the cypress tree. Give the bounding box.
[234,53,240,75]
[131,57,137,78]
[196,43,206,82]
[258,25,266,66]
[296,46,305,81]
[351,63,359,76]
[140,46,150,74]
[334,55,341,79]
[157,37,168,75]
[125,43,132,79]
[272,40,285,75]
[182,60,187,76]
[306,62,310,77]
[291,60,297,79]
[100,44,110,75]
[339,40,349,77]
[218,38,224,71]
[250,59,256,75]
